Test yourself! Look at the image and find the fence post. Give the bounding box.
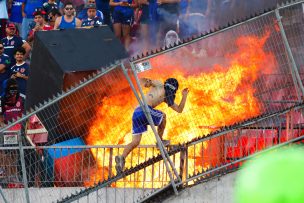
[275,8,304,99]
[179,148,188,183]
[18,130,30,203]
[0,186,8,203]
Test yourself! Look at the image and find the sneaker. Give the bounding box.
[115,155,125,174]
[161,140,170,147]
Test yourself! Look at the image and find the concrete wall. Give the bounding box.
[1,171,238,203]
[1,187,153,203]
[163,172,238,203]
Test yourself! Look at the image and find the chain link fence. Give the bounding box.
[0,1,304,203]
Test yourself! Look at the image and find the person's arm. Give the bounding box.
[22,41,31,59]
[27,30,35,43]
[170,88,189,113]
[139,78,162,88]
[53,16,62,29]
[109,0,123,7]
[15,71,29,80]
[0,64,5,73]
[22,2,26,17]
[75,18,82,28]
[129,0,138,8]
[158,0,180,4]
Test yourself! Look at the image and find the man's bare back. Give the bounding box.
[144,80,165,108]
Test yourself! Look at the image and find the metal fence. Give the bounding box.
[0,0,304,203]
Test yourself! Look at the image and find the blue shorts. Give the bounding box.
[132,106,164,135]
[112,10,134,25]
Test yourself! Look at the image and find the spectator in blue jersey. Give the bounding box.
[21,0,45,40]
[1,23,31,65]
[77,0,103,21]
[110,0,137,51]
[81,4,103,27]
[0,41,11,95]
[42,0,58,14]
[10,47,29,96]
[0,0,9,39]
[53,2,82,29]
[9,0,25,37]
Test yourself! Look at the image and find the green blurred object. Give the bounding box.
[235,146,304,203]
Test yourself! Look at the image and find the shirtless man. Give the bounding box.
[115,78,189,173]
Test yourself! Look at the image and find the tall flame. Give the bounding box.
[85,31,277,187]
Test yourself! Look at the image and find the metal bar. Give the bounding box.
[275,8,304,98]
[109,148,113,178]
[277,0,304,10]
[18,131,30,203]
[128,62,182,192]
[263,100,300,104]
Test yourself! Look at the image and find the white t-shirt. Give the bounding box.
[0,0,8,19]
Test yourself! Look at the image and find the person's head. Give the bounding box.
[64,2,75,17]
[164,78,179,106]
[4,78,19,101]
[87,0,96,5]
[48,8,61,26]
[0,41,4,55]
[33,8,47,25]
[164,30,180,48]
[14,47,26,62]
[86,4,96,19]
[5,23,16,37]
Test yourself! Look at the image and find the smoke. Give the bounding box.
[129,0,287,57]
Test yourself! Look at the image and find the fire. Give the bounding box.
[85,31,276,188]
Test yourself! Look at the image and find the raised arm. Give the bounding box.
[170,88,189,113]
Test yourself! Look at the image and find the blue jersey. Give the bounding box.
[1,36,26,63]
[10,0,25,23]
[81,16,103,27]
[0,54,12,95]
[113,0,133,15]
[10,62,29,95]
[77,9,104,20]
[59,16,77,29]
[24,0,45,18]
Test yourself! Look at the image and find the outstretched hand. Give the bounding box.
[182,88,189,97]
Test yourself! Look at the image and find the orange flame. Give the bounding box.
[85,31,277,187]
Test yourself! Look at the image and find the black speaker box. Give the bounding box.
[26,26,128,143]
